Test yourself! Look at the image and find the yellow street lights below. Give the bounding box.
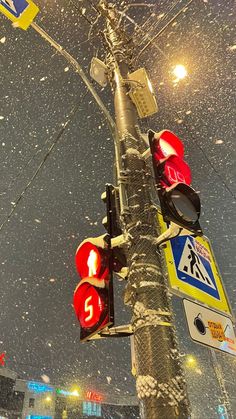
[71,390,79,397]
[45,396,52,402]
[173,64,187,80]
[70,387,80,397]
[185,354,197,368]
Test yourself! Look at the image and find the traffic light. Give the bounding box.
[149,129,202,235]
[101,184,127,275]
[73,184,127,341]
[73,235,114,341]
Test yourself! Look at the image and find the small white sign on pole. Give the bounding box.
[183,299,236,356]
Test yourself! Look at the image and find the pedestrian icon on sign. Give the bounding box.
[175,237,219,299]
[183,244,211,285]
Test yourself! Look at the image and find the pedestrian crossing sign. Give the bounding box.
[0,0,39,30]
[157,212,231,316]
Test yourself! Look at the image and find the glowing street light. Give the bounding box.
[71,389,80,397]
[70,386,80,397]
[185,354,197,368]
[173,64,187,80]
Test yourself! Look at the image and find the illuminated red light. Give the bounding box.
[73,283,105,328]
[0,353,5,366]
[154,130,184,161]
[152,130,192,188]
[75,242,102,279]
[162,155,192,187]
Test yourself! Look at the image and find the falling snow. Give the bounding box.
[0,1,235,418]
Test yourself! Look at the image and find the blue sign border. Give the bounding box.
[0,0,28,17]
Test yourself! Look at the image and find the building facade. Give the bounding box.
[0,367,139,419]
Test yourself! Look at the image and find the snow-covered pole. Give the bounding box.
[99,1,190,418]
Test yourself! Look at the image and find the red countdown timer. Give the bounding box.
[152,130,192,188]
[73,238,113,340]
[73,282,105,328]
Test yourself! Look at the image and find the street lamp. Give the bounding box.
[173,64,187,80]
[184,354,197,369]
[71,389,80,397]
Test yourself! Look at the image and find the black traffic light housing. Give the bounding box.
[148,129,202,235]
[74,235,114,342]
[101,184,127,275]
[73,184,127,341]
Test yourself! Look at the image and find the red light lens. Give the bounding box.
[162,155,192,187]
[73,283,105,328]
[154,130,184,160]
[75,242,102,279]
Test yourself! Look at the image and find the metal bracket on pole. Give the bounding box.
[111,233,128,248]
[155,223,182,246]
[88,324,133,340]
[142,147,151,160]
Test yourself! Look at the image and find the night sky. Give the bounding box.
[0,0,236,417]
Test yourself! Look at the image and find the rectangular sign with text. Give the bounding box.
[183,299,236,356]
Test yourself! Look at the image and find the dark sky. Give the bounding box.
[0,0,236,416]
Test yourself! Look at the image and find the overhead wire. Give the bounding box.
[178,112,236,200]
[121,0,235,200]
[2,0,234,231]
[134,0,195,63]
[134,0,183,46]
[69,0,95,27]
[0,91,89,234]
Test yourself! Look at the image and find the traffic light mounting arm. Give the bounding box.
[154,223,181,246]
[78,234,109,250]
[86,324,134,340]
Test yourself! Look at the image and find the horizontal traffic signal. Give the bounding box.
[149,129,202,235]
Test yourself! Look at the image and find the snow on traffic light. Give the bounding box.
[149,129,202,235]
[73,235,114,341]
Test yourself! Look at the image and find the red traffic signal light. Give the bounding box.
[75,240,109,280]
[152,130,192,188]
[0,353,5,366]
[73,236,114,341]
[149,129,202,235]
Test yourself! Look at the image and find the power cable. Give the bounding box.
[122,1,235,200]
[166,107,236,200]
[0,128,59,196]
[69,0,95,26]
[135,0,182,45]
[134,0,195,64]
[0,92,89,234]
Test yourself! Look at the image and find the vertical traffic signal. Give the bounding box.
[101,184,127,276]
[149,129,202,235]
[101,184,122,238]
[73,184,127,341]
[73,235,114,341]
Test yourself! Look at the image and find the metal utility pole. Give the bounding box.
[98,2,190,418]
[210,349,233,419]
